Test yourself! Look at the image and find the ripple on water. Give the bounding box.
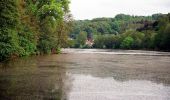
[68,74,170,100]
[62,49,170,56]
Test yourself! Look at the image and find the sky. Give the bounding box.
[70,0,170,20]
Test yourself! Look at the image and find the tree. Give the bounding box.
[75,31,87,48]
[0,0,71,61]
[161,24,170,50]
[93,35,105,48]
[35,0,71,54]
[120,36,134,49]
[154,14,170,50]
[0,0,21,60]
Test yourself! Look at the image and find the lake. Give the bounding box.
[0,49,170,100]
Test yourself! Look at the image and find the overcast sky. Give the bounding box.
[70,0,170,20]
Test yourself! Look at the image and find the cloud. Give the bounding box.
[70,0,170,20]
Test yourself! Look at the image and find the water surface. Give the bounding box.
[0,49,170,100]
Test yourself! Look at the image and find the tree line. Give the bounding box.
[0,0,72,61]
[69,13,170,51]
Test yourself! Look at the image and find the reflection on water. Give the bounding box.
[0,49,170,100]
[0,57,72,100]
[69,74,170,100]
[63,49,170,56]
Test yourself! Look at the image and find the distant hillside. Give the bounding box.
[70,13,162,38]
[68,13,170,51]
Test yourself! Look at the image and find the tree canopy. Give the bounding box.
[0,0,72,61]
[69,13,170,51]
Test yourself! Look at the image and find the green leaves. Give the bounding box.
[120,36,134,49]
[36,0,71,54]
[154,14,170,50]
[0,0,20,61]
[37,0,64,21]
[71,13,170,50]
[0,0,71,61]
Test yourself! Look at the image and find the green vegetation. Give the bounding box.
[69,13,170,51]
[0,0,170,61]
[0,0,72,61]
[75,31,87,48]
[120,36,134,49]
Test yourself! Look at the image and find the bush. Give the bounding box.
[120,36,134,49]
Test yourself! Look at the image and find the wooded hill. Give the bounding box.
[69,13,170,51]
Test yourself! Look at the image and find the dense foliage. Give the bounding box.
[70,13,170,51]
[0,0,169,61]
[70,14,155,37]
[0,0,71,61]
